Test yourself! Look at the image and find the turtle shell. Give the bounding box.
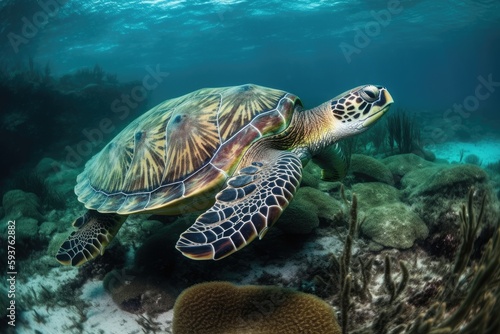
[75,84,300,215]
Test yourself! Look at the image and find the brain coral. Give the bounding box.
[172,281,341,334]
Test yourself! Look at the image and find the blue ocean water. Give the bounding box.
[1,1,500,333]
[1,0,499,110]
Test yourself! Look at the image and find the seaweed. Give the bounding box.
[403,189,500,334]
[313,186,499,334]
[137,314,163,333]
[387,108,420,154]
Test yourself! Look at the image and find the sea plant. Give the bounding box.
[312,186,499,334]
[418,189,499,333]
[387,108,421,154]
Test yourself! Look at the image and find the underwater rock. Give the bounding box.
[301,163,321,188]
[277,198,318,234]
[361,202,428,249]
[39,221,57,238]
[463,154,482,166]
[33,157,79,202]
[277,187,341,234]
[103,271,178,315]
[2,189,43,221]
[403,164,488,198]
[172,281,341,334]
[402,164,496,234]
[352,182,400,212]
[301,162,341,192]
[15,217,40,240]
[382,153,434,180]
[400,166,443,196]
[349,154,394,185]
[35,157,61,179]
[45,169,79,196]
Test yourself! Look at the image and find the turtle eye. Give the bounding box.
[360,85,380,102]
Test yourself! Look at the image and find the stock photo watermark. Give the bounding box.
[6,220,17,327]
[7,0,68,54]
[423,73,499,146]
[339,0,403,64]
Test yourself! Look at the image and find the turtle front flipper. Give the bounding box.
[312,143,348,182]
[56,210,128,266]
[176,150,302,260]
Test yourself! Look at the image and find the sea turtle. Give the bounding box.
[57,84,393,266]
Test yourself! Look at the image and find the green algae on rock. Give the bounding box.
[361,202,428,249]
[2,189,44,221]
[402,164,488,197]
[352,182,400,211]
[277,186,342,234]
[382,153,434,179]
[401,163,495,234]
[349,154,394,185]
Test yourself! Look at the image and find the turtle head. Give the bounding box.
[328,84,393,138]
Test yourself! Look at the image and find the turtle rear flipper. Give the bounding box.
[176,150,302,260]
[56,210,127,266]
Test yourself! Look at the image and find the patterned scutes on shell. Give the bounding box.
[75,84,300,214]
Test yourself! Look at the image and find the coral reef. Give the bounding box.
[6,151,500,333]
[1,65,497,332]
[172,281,341,334]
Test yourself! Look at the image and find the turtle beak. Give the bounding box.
[362,87,394,127]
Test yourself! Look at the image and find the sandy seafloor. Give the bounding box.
[15,225,347,333]
[428,139,500,165]
[7,138,500,334]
